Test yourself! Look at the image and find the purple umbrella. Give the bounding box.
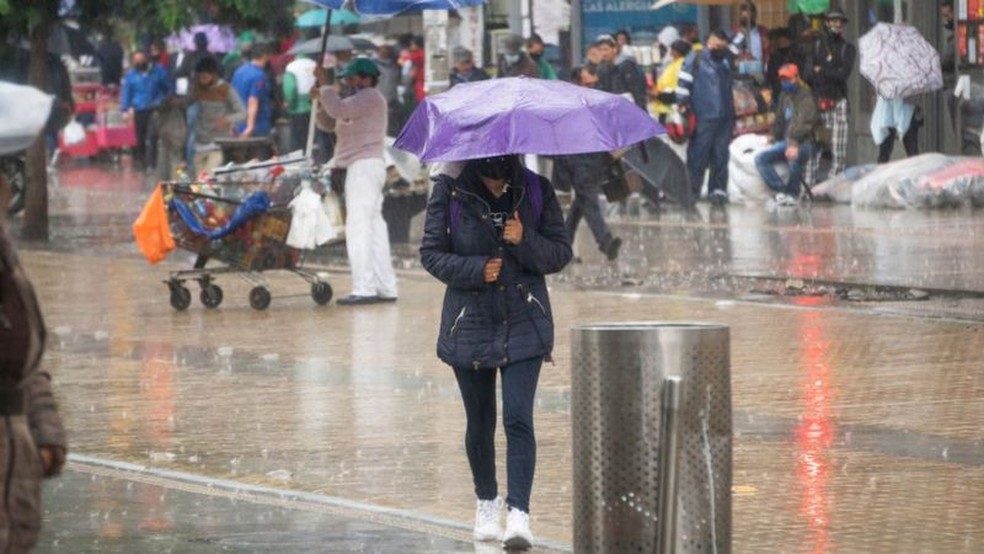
[394,76,664,162]
[167,25,238,54]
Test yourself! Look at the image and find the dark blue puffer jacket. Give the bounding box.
[420,164,572,370]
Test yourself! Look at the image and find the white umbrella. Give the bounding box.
[859,23,942,99]
[0,82,53,156]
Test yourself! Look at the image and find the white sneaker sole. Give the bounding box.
[473,530,502,542]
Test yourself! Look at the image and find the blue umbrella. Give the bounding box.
[296,8,361,28]
[305,0,485,15]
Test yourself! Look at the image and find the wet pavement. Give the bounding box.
[10,160,984,552]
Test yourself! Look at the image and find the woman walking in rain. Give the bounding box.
[420,154,572,550]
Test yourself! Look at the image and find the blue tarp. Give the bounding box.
[170,191,270,240]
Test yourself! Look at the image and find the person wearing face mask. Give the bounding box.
[754,63,822,207]
[420,153,571,550]
[675,29,743,205]
[497,34,538,79]
[594,33,648,109]
[803,8,856,185]
[449,46,490,88]
[525,34,557,80]
[121,50,173,169]
[314,58,398,305]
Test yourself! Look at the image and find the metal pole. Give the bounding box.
[657,376,683,554]
[306,9,334,159]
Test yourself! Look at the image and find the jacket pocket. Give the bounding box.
[448,306,467,337]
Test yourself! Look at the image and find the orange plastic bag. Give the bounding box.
[132,184,175,264]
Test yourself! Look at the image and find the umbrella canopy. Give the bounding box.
[394,76,664,162]
[166,25,237,54]
[296,9,361,28]
[0,82,53,156]
[306,0,485,15]
[859,23,942,100]
[622,137,692,206]
[289,35,377,55]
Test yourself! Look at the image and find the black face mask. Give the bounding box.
[475,156,515,181]
[135,62,149,71]
[945,20,955,31]
[530,51,542,61]
[710,48,727,60]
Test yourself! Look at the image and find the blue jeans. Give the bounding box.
[755,140,815,197]
[453,356,542,513]
[687,117,732,197]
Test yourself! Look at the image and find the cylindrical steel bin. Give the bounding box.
[571,322,731,554]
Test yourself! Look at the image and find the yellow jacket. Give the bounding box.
[653,57,684,115]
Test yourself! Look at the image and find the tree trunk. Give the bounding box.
[22,19,50,242]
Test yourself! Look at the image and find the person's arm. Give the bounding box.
[788,91,820,145]
[820,42,856,83]
[675,53,696,111]
[242,96,258,136]
[419,179,491,290]
[25,370,67,477]
[283,71,298,112]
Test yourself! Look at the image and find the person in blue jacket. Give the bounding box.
[420,154,572,550]
[121,50,172,168]
[675,30,742,205]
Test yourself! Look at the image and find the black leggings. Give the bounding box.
[877,125,919,163]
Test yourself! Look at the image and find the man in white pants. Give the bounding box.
[315,58,398,305]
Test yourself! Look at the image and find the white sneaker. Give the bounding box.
[473,497,503,541]
[502,507,533,550]
[773,192,799,207]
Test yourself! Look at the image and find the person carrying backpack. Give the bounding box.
[419,154,572,550]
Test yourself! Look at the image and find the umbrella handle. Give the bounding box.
[306,9,334,160]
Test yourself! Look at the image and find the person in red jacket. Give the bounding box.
[398,35,425,104]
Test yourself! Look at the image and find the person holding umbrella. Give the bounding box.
[398,75,660,551]
[314,58,398,305]
[419,154,571,549]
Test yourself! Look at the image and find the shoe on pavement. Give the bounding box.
[336,295,381,306]
[376,296,398,303]
[602,236,622,261]
[473,497,503,542]
[772,192,799,207]
[502,507,533,550]
[708,190,729,206]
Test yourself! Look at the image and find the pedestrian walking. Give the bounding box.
[231,43,274,137]
[555,66,622,261]
[121,50,172,169]
[804,8,856,184]
[871,96,921,163]
[497,34,539,79]
[754,63,823,207]
[419,154,572,550]
[283,53,317,152]
[373,45,405,137]
[189,57,246,174]
[314,58,398,305]
[449,46,490,88]
[526,34,557,80]
[676,30,741,205]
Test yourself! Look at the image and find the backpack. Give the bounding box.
[448,168,544,235]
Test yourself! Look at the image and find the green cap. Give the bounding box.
[238,30,256,45]
[338,58,380,78]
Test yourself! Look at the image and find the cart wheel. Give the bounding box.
[249,287,271,311]
[200,284,224,309]
[170,286,192,311]
[311,282,333,305]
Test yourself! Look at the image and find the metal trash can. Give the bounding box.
[571,322,731,553]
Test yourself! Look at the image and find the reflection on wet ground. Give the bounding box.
[12,163,984,552]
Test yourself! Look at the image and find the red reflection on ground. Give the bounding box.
[795,311,835,554]
[56,163,145,191]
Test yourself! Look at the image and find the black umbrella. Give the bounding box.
[621,138,693,207]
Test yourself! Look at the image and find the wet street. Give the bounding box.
[12,160,984,552]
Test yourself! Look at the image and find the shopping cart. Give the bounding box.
[161,173,333,311]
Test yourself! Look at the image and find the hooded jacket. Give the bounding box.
[420,163,572,369]
[0,228,67,553]
[770,81,823,146]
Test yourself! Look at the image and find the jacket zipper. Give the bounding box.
[526,291,547,317]
[453,184,527,240]
[449,306,466,337]
[516,284,554,364]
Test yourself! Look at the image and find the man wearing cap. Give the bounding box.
[314,58,398,305]
[804,8,856,184]
[594,34,647,109]
[449,46,490,88]
[754,63,822,207]
[497,34,538,78]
